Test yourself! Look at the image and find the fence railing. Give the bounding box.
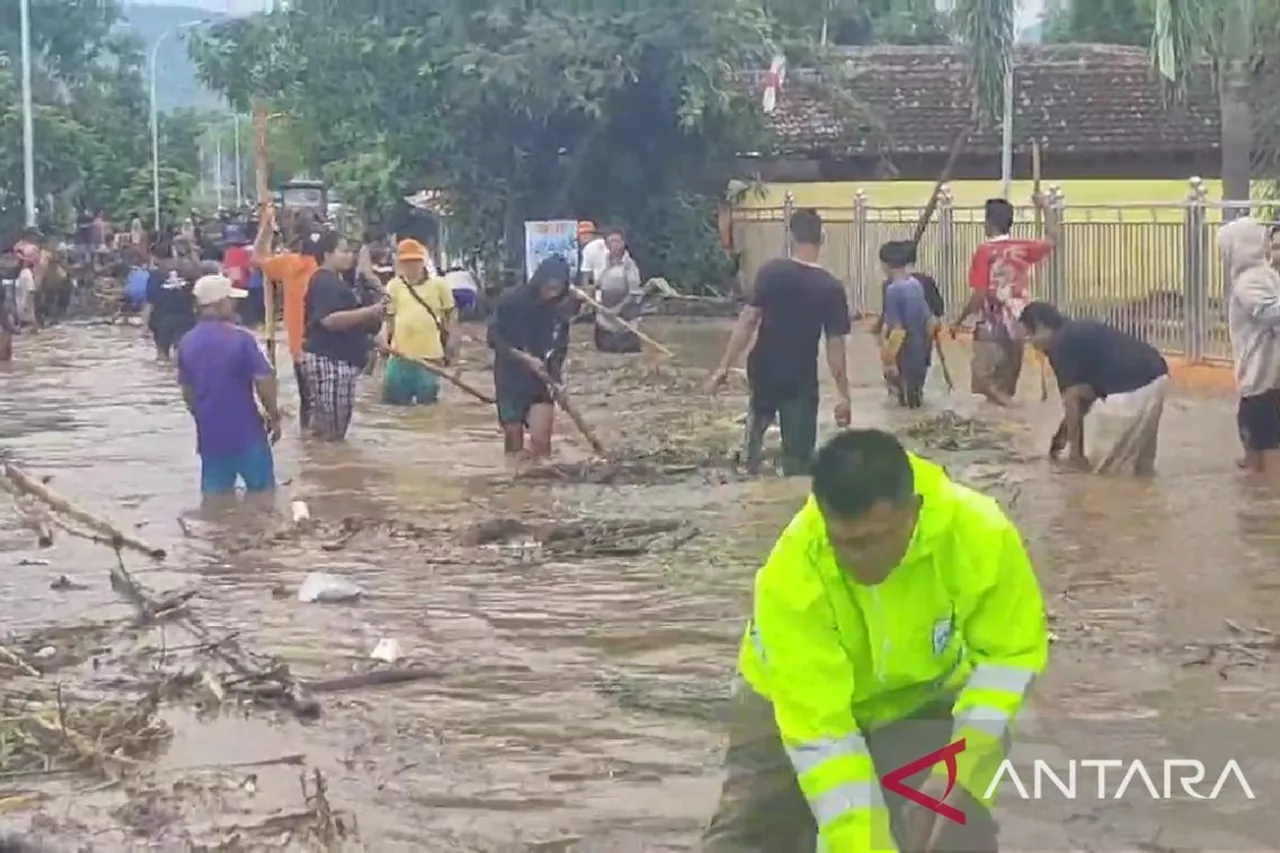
[730,178,1276,363]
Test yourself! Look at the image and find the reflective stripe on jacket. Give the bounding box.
[738,455,1048,851]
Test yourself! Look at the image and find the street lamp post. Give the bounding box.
[149,18,215,231]
[19,0,36,227]
[233,113,243,207]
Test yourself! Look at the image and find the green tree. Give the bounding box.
[961,0,1276,204]
[1044,0,1156,45]
[764,0,949,46]
[0,0,198,234]
[190,0,797,290]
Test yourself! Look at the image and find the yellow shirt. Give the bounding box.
[387,275,455,361]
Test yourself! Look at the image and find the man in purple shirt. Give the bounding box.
[176,275,282,496]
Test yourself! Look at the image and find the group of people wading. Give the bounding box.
[705,198,1175,479]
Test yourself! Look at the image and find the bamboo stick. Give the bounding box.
[0,464,165,559]
[1031,136,1049,401]
[253,102,276,373]
[911,126,973,245]
[383,345,496,405]
[544,380,607,456]
[569,285,674,357]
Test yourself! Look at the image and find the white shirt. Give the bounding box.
[445,269,478,293]
[580,238,609,282]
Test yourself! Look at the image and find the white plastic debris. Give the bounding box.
[297,572,364,604]
[290,500,311,524]
[370,638,402,663]
[34,646,56,659]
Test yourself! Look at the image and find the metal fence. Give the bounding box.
[730,178,1277,363]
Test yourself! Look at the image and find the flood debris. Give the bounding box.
[0,685,171,779]
[1179,619,1280,678]
[902,411,1019,454]
[1,462,165,559]
[516,447,741,486]
[297,573,364,604]
[459,516,699,558]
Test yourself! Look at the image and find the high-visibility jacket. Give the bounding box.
[738,455,1048,852]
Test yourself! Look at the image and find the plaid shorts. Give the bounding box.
[300,351,362,441]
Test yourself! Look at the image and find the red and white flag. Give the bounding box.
[762,55,786,115]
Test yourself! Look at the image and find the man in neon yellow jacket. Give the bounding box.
[702,428,1048,853]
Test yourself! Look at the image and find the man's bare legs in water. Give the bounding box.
[502,402,555,460]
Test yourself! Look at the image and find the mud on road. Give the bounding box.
[2,318,1279,851]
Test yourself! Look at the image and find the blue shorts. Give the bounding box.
[200,437,276,495]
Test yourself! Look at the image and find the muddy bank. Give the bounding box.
[2,319,1279,851]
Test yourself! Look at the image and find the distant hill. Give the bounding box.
[121,3,224,112]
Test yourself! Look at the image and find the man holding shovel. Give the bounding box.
[701,429,1048,853]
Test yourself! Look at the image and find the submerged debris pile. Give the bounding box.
[0,684,171,777]
[515,450,742,486]
[902,411,1017,453]
[459,516,699,559]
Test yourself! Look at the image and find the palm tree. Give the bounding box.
[1152,0,1256,213]
[956,0,1263,210]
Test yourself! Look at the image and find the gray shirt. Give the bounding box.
[595,255,642,332]
[883,276,934,366]
[1220,219,1280,397]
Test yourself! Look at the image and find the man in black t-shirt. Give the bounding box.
[707,208,852,475]
[144,240,198,362]
[1021,301,1168,476]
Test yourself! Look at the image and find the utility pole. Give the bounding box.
[19,0,37,227]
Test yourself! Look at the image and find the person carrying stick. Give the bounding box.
[487,256,575,458]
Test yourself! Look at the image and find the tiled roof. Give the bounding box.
[749,44,1219,157]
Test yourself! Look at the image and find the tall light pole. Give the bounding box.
[19,0,36,227]
[233,113,243,207]
[150,17,216,230]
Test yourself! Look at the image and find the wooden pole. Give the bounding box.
[545,380,607,456]
[569,285,673,357]
[1031,136,1049,401]
[383,345,496,405]
[253,101,276,372]
[911,125,973,245]
[1,463,165,559]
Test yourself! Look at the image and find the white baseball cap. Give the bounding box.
[192,274,248,306]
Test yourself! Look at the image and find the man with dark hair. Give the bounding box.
[702,428,1047,853]
[878,240,939,408]
[707,207,852,475]
[952,198,1054,406]
[1020,301,1168,475]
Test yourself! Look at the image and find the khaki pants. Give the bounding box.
[971,339,1024,398]
[1084,374,1167,475]
[701,685,998,853]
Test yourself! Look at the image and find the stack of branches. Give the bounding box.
[0,680,171,780]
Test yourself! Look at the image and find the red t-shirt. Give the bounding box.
[968,236,1052,335]
[222,245,252,286]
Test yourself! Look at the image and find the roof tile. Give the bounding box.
[751,44,1219,156]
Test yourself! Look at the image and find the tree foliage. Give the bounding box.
[1044,0,1156,46]
[190,0,787,289]
[0,0,199,238]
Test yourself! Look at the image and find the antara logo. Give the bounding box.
[882,739,967,825]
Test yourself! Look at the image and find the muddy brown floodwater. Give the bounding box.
[3,317,1280,851]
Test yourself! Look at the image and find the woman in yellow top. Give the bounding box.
[377,239,458,405]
